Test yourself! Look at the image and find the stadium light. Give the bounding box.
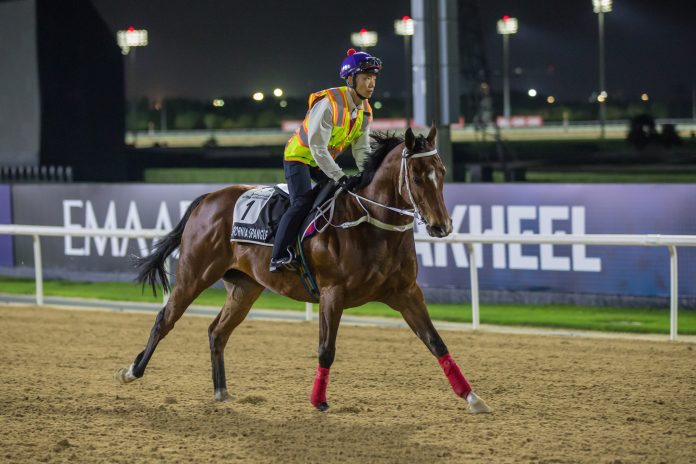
[118,27,149,134]
[117,27,148,55]
[496,16,518,35]
[592,0,612,13]
[394,16,414,36]
[394,15,414,128]
[351,28,378,50]
[593,0,611,138]
[497,16,518,119]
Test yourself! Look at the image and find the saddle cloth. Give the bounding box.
[230,183,334,246]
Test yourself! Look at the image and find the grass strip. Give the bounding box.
[527,171,696,183]
[0,277,692,335]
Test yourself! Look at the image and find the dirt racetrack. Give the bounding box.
[0,304,695,463]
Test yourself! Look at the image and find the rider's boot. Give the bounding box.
[269,247,295,273]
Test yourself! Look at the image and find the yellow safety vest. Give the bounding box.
[284,86,372,166]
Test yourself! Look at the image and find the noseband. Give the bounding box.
[399,147,439,226]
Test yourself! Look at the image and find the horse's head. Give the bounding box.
[401,125,453,238]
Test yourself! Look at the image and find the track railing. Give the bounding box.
[1,224,695,340]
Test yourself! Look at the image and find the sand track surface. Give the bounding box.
[0,305,695,463]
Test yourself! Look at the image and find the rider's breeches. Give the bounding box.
[271,161,315,260]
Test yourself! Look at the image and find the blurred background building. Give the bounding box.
[1,0,695,183]
[0,0,126,181]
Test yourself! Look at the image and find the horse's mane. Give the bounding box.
[355,131,429,189]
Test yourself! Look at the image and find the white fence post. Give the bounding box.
[32,234,43,306]
[305,302,313,321]
[669,246,678,341]
[466,243,480,330]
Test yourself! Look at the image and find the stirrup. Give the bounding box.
[269,248,297,272]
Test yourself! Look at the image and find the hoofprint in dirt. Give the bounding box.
[1,305,695,463]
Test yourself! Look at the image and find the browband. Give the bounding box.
[402,148,438,159]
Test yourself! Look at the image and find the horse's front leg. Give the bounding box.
[310,287,344,411]
[383,284,491,413]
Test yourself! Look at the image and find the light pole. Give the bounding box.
[350,28,378,51]
[394,16,414,128]
[117,27,148,134]
[497,16,518,121]
[593,0,612,138]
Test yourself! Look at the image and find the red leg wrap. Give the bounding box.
[310,366,330,407]
[438,353,472,398]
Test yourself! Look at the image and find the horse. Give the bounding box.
[115,125,490,414]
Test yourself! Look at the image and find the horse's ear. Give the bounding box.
[405,127,415,150]
[426,124,437,145]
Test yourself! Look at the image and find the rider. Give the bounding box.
[269,48,382,272]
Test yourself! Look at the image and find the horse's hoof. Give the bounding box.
[315,402,329,412]
[466,391,492,414]
[114,364,136,385]
[214,389,229,402]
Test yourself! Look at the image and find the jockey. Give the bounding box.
[269,48,382,272]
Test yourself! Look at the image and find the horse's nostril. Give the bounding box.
[430,225,445,236]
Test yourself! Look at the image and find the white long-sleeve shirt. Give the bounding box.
[306,95,371,182]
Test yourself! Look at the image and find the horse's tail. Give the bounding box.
[135,193,209,296]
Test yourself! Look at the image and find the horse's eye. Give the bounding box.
[413,176,423,185]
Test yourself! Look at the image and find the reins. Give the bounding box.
[312,146,439,233]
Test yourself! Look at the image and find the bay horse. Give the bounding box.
[116,126,490,413]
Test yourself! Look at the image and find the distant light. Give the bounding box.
[641,93,649,102]
[497,16,518,35]
[351,29,378,48]
[279,100,288,108]
[273,88,284,97]
[117,28,148,54]
[212,99,225,107]
[373,101,382,109]
[252,92,264,101]
[597,94,606,103]
[394,16,414,36]
[599,91,608,98]
[546,96,555,104]
[528,88,537,97]
[592,0,612,13]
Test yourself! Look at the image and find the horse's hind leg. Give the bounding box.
[116,271,224,384]
[383,284,491,413]
[208,272,264,401]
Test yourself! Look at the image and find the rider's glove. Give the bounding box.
[336,175,361,192]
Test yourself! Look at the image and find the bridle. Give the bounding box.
[398,147,439,226]
[312,144,441,233]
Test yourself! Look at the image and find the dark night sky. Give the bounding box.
[91,0,696,104]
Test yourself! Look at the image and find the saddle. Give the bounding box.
[230,181,336,248]
[230,181,338,301]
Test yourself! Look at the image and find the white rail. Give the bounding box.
[1,225,694,340]
[414,233,696,341]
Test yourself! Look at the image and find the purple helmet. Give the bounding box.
[339,48,382,79]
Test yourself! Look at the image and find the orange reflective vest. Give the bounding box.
[284,86,372,166]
